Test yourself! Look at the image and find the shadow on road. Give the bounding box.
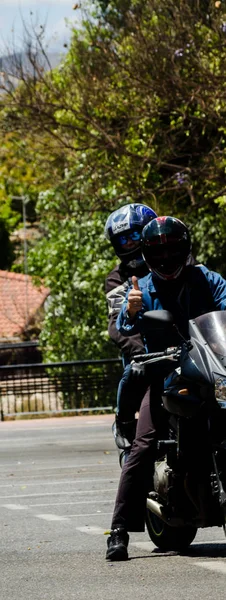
[128,542,226,561]
[181,542,226,558]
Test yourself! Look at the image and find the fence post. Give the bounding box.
[0,397,4,421]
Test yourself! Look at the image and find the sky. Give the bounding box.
[0,0,85,55]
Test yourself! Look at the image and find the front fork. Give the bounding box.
[211,451,226,534]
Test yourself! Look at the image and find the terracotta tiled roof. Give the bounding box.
[0,270,50,338]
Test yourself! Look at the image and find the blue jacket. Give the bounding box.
[116,265,226,352]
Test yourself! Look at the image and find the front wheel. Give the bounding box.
[145,508,197,551]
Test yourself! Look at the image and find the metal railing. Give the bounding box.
[0,358,122,420]
[0,340,41,365]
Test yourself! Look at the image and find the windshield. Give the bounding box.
[192,311,226,357]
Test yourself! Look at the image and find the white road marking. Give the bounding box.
[2,503,29,510]
[66,512,112,518]
[23,499,114,507]
[0,488,117,499]
[76,526,106,535]
[0,423,110,433]
[36,514,69,521]
[0,463,117,472]
[0,477,119,489]
[0,437,111,444]
[86,421,106,424]
[0,500,114,511]
[195,561,226,574]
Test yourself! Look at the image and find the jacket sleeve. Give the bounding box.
[105,267,146,357]
[206,269,226,309]
[116,300,144,337]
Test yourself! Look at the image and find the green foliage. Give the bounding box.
[3,0,226,216]
[2,0,226,357]
[191,202,226,277]
[28,184,118,361]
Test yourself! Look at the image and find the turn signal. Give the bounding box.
[178,389,189,395]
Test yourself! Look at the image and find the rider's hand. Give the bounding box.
[127,276,143,318]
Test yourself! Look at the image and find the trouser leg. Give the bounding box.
[117,386,151,468]
[111,387,162,532]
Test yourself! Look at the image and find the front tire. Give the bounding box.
[145,508,197,551]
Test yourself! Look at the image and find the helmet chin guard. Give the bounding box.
[151,264,184,281]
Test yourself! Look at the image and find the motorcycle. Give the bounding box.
[131,309,226,551]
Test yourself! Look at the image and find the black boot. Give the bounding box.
[106,528,129,561]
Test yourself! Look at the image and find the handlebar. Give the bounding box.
[132,346,181,364]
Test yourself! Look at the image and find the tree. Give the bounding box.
[28,180,117,361]
[0,113,70,271]
[2,1,226,214]
[2,0,226,359]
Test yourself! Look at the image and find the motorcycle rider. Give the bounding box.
[106,215,226,561]
[104,203,157,465]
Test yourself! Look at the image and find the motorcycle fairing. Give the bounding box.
[162,312,226,418]
[189,311,226,369]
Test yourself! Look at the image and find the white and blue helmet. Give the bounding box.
[104,203,157,265]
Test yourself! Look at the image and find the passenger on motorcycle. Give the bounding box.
[106,216,226,561]
[104,203,157,466]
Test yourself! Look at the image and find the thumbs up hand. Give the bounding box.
[127,276,143,318]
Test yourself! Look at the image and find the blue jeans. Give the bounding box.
[116,362,150,422]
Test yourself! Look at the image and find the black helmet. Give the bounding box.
[141,216,191,280]
[104,203,157,266]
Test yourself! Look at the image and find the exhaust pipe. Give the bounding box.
[146,497,185,527]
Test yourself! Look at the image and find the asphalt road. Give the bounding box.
[1,414,226,600]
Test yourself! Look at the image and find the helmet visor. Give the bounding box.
[143,242,186,276]
[113,230,142,255]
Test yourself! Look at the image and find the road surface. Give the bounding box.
[0,414,226,600]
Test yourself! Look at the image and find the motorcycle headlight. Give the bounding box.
[215,376,226,402]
